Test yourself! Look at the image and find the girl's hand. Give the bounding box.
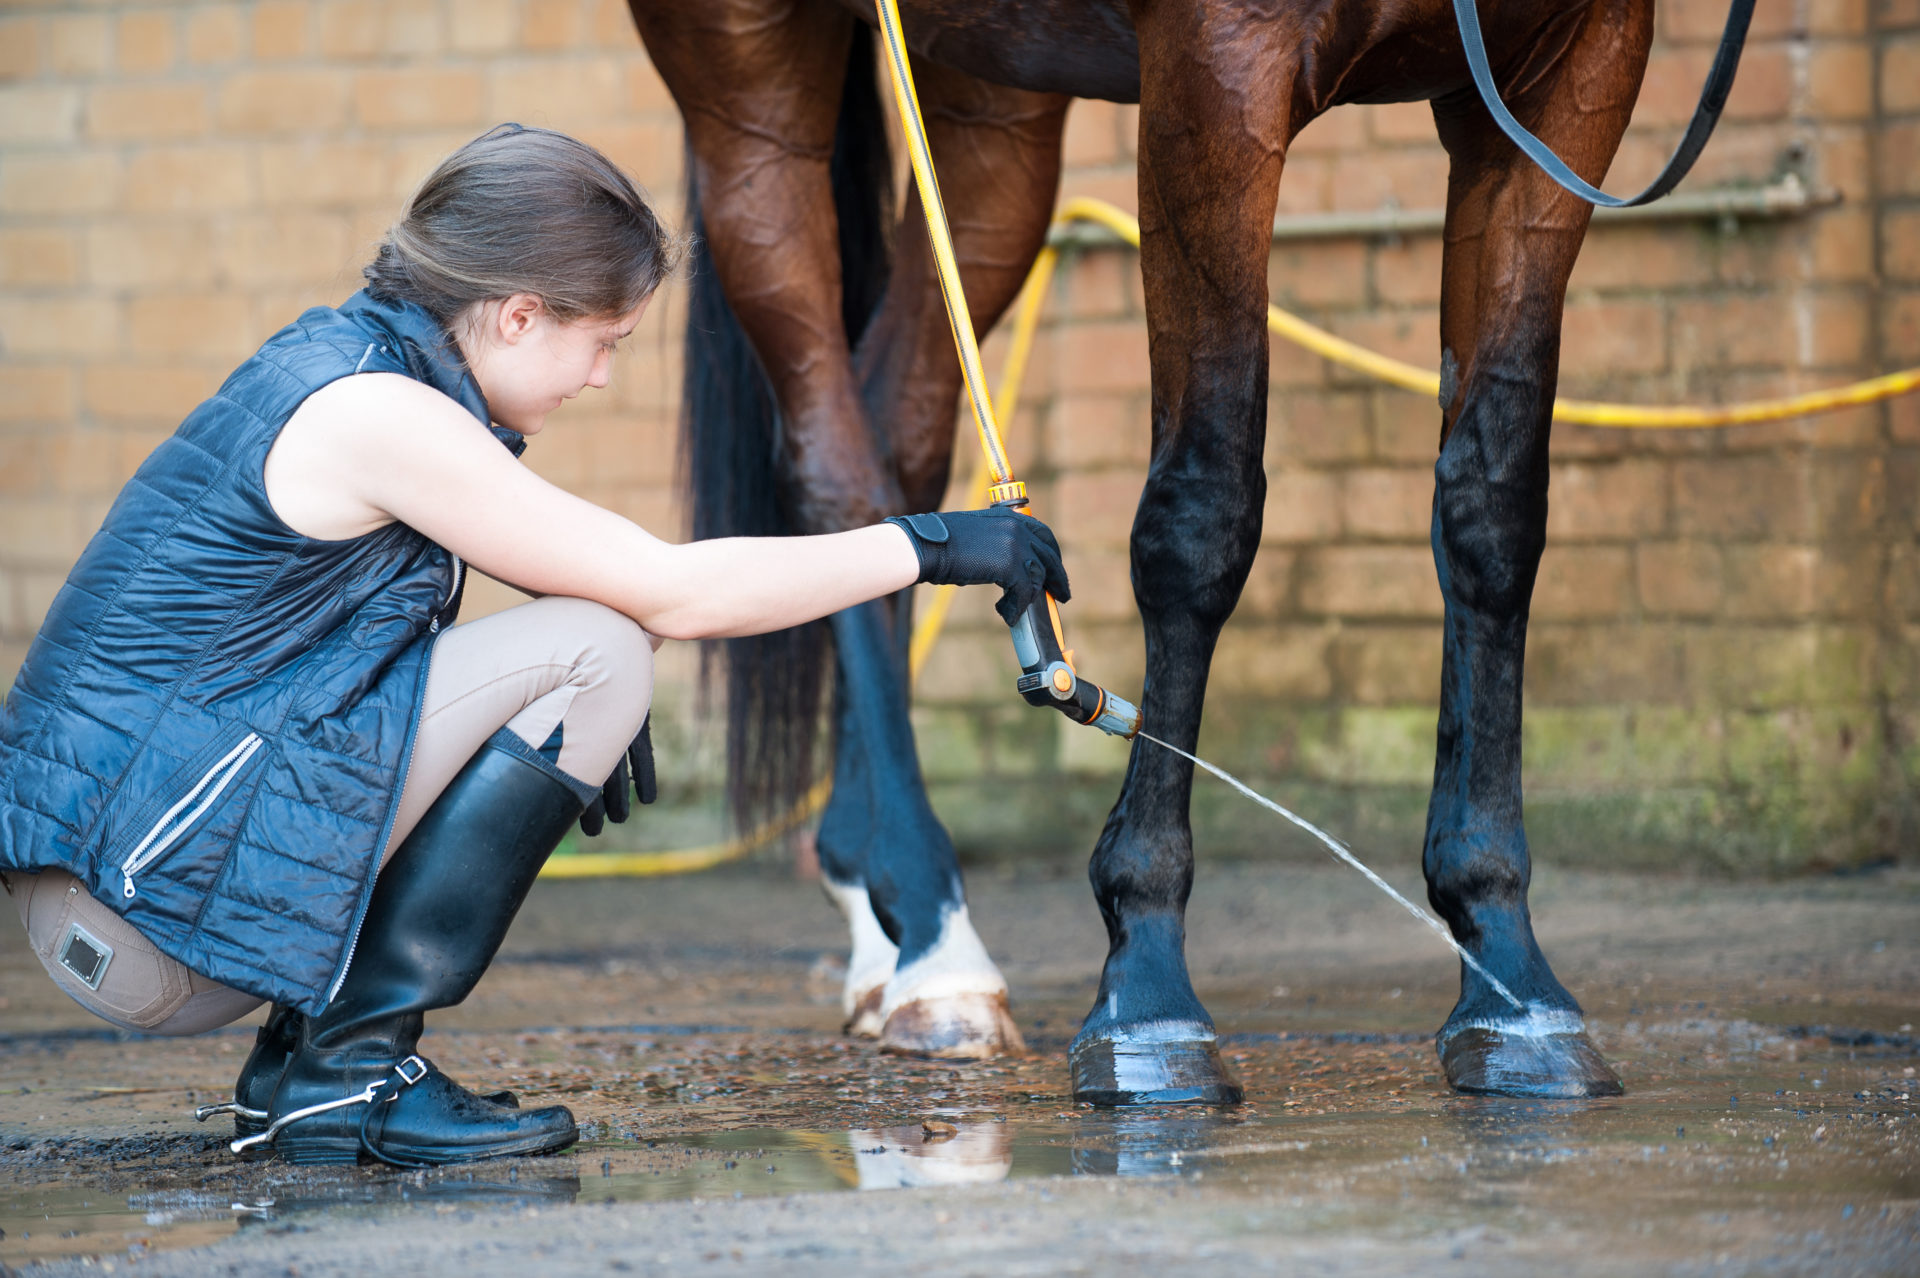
[886,509,1071,624]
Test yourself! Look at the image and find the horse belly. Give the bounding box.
[832,0,1142,102]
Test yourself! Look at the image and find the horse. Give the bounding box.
[627,0,1660,1099]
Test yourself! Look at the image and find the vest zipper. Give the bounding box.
[329,551,454,999]
[326,630,440,1004]
[432,555,464,633]
[121,733,265,899]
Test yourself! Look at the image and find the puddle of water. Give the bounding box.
[0,1123,1049,1264]
[8,1075,1913,1269]
[4,1021,1914,1270]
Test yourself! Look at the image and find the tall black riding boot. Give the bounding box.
[241,730,592,1166]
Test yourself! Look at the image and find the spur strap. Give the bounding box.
[228,1055,429,1155]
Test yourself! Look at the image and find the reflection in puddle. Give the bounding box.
[1069,1112,1239,1177]
[0,1169,588,1266]
[850,1122,1013,1189]
[1446,1098,1601,1161]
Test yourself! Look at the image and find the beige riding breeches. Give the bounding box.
[6,596,653,1035]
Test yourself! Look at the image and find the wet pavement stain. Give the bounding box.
[2,862,1917,1274]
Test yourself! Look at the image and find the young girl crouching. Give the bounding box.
[0,125,1066,1168]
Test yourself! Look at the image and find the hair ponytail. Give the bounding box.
[366,124,683,327]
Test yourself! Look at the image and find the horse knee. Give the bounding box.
[1130,464,1265,626]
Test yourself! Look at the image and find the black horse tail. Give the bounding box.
[679,23,893,827]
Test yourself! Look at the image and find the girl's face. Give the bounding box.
[458,293,647,435]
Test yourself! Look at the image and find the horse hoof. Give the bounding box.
[878,992,1026,1059]
[1439,1021,1624,1098]
[844,984,885,1039]
[1070,1031,1245,1108]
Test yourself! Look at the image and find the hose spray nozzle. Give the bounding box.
[990,485,1139,739]
[1007,594,1141,740]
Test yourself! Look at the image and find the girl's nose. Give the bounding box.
[587,349,612,389]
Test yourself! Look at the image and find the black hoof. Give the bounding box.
[1070,1033,1245,1108]
[1440,1023,1623,1098]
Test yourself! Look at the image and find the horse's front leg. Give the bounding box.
[1069,18,1297,1106]
[1423,0,1652,1097]
[822,60,1069,1056]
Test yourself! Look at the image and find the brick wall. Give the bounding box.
[0,0,1912,871]
[0,0,711,768]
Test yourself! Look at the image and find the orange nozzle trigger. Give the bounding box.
[1045,595,1074,671]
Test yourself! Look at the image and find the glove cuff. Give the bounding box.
[884,513,951,583]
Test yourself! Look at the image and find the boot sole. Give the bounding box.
[274,1126,577,1167]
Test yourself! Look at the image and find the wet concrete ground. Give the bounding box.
[2,858,1916,1275]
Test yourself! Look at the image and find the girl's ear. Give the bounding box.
[496,293,546,344]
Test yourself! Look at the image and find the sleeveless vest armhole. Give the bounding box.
[248,339,421,547]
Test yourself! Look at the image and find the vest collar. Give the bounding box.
[340,290,527,458]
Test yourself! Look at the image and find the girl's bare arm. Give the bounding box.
[266,373,919,640]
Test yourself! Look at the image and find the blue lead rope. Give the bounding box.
[1452,0,1757,208]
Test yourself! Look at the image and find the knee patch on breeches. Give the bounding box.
[8,869,261,1035]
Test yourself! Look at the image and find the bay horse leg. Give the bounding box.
[636,2,1060,1058]
[1069,17,1299,1106]
[629,4,938,1033]
[633,5,895,532]
[826,61,1070,1054]
[854,63,1069,515]
[1422,0,1652,1097]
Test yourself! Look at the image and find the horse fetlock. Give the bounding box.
[878,903,1008,1018]
[1420,843,1529,925]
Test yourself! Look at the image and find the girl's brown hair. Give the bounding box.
[365,123,680,327]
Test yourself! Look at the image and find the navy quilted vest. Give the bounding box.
[0,290,518,1015]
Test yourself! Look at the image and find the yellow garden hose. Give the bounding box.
[1057,197,1920,427]
[542,194,1919,879]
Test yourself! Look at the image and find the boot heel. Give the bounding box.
[277,1137,363,1165]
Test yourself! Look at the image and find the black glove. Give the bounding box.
[579,717,658,837]
[886,508,1071,625]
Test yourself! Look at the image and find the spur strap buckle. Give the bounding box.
[226,1056,432,1155]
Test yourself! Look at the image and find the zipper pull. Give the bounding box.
[123,874,137,899]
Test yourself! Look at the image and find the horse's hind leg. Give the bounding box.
[1422,0,1651,1097]
[632,3,1015,1054]
[1069,17,1298,1106]
[826,62,1070,1055]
